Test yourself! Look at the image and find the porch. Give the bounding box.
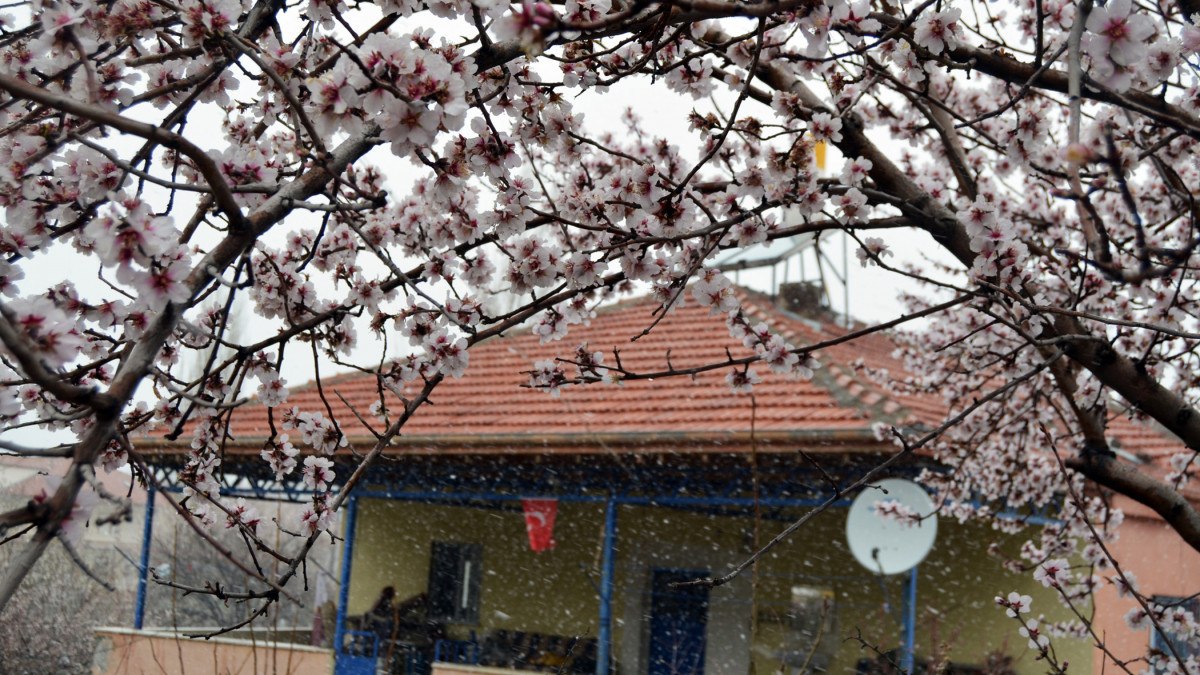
[320,454,1086,675]
[127,451,1085,675]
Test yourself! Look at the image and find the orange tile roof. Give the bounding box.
[149,288,1182,460]
[160,290,926,456]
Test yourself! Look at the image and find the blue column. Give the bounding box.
[596,498,618,675]
[900,566,919,674]
[333,494,360,660]
[133,482,155,630]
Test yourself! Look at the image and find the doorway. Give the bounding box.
[647,569,710,675]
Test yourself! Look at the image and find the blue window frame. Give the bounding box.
[1151,595,1200,668]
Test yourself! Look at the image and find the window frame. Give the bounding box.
[427,541,483,625]
[1150,595,1200,669]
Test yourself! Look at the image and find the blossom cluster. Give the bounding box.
[0,0,1199,660]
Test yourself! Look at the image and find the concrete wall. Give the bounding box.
[92,628,332,675]
[347,497,1093,675]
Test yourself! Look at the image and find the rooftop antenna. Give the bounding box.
[813,139,853,328]
[714,139,853,326]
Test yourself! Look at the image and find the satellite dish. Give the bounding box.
[846,478,937,575]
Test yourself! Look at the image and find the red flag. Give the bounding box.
[521,499,558,552]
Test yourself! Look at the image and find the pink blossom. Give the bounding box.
[995,591,1032,618]
[34,478,98,546]
[225,498,262,533]
[1,0,1199,658]
[508,236,563,293]
[8,297,83,368]
[261,435,300,479]
[856,237,893,267]
[1083,0,1155,90]
[445,296,483,327]
[1084,0,1154,67]
[1125,607,1150,631]
[761,335,801,375]
[836,187,869,223]
[256,373,290,408]
[563,253,602,289]
[563,0,610,24]
[1112,571,1139,598]
[133,253,193,311]
[307,65,363,136]
[873,499,922,526]
[841,157,873,186]
[494,1,558,56]
[300,497,333,536]
[181,0,242,42]
[529,359,568,396]
[99,441,128,473]
[424,329,469,378]
[302,455,336,491]
[913,8,962,55]
[726,367,761,394]
[283,409,346,455]
[1034,558,1072,588]
[1017,619,1050,650]
[40,5,84,36]
[809,112,843,143]
[692,269,740,314]
[572,342,605,379]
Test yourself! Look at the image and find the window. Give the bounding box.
[428,542,482,624]
[1151,595,1200,669]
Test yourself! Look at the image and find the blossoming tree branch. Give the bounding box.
[1,0,1199,665]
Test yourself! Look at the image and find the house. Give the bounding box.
[0,453,339,674]
[117,285,1199,675]
[0,456,147,673]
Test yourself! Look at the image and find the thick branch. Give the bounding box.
[866,14,1200,140]
[1067,452,1200,549]
[702,27,1200,551]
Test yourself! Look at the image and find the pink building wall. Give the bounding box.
[1092,496,1200,675]
[93,628,332,675]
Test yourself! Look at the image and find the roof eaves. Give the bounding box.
[142,427,889,455]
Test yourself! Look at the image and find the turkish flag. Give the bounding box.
[521,499,558,552]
